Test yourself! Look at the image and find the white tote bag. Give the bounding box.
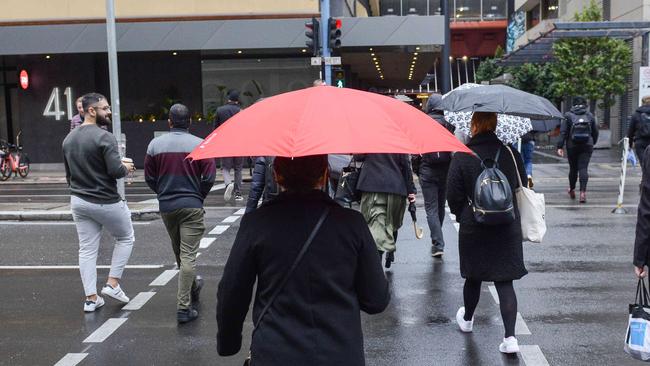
[506,147,546,243]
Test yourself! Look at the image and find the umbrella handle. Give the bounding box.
[413,222,424,239]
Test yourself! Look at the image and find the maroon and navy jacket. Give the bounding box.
[144,128,216,212]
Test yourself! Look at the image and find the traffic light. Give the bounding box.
[328,17,342,49]
[305,17,320,56]
[334,69,345,88]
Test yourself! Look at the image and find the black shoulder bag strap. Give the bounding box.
[253,206,331,330]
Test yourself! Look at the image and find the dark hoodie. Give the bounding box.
[628,104,650,146]
[412,94,456,178]
[557,104,598,149]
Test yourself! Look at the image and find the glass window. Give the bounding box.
[482,0,507,20]
[380,0,401,15]
[526,4,540,29]
[455,0,481,20]
[542,0,559,19]
[428,0,442,15]
[403,0,428,15]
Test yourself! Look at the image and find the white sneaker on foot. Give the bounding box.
[224,183,234,201]
[456,307,474,333]
[499,336,520,354]
[84,296,105,312]
[101,283,130,303]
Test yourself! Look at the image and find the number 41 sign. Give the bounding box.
[43,87,74,121]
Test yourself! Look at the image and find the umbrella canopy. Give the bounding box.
[440,84,562,120]
[189,86,471,160]
[442,83,533,145]
[531,119,561,132]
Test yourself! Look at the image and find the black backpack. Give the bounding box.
[469,147,515,225]
[569,114,592,144]
[637,113,650,139]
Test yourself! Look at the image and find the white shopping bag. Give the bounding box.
[515,186,546,243]
[625,279,650,361]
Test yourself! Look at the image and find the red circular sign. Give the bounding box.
[19,70,28,90]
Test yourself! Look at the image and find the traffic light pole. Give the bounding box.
[320,0,331,85]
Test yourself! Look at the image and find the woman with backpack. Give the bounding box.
[556,96,599,203]
[446,112,528,354]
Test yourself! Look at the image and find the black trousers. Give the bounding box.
[567,145,593,192]
[419,168,448,250]
[635,144,648,169]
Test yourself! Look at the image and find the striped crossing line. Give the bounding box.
[83,318,128,343]
[53,353,88,366]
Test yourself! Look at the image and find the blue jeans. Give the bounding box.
[521,141,534,177]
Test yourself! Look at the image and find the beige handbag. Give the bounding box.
[506,146,546,243]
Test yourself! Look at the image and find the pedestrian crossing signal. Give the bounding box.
[334,70,345,88]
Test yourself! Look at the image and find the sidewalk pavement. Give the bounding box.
[0,170,252,221]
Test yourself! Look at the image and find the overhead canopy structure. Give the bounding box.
[499,21,650,66]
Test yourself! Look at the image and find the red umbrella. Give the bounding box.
[188,86,471,160]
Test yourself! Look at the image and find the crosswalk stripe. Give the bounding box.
[83,318,128,343]
[53,353,88,366]
[149,269,179,286]
[222,215,240,223]
[520,345,550,366]
[199,237,216,249]
[208,225,230,235]
[122,292,156,311]
[516,312,532,335]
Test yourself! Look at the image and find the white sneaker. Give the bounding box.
[224,183,234,201]
[84,296,105,312]
[499,336,520,354]
[101,283,130,303]
[456,307,474,333]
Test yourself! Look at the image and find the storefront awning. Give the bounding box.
[499,21,650,66]
[0,16,444,55]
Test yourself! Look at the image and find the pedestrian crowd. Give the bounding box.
[61,85,650,365]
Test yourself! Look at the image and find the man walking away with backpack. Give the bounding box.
[556,96,599,203]
[145,104,216,323]
[628,96,650,169]
[413,94,454,258]
[245,156,279,213]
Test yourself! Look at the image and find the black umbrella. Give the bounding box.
[440,84,562,120]
[408,202,424,239]
[530,119,561,132]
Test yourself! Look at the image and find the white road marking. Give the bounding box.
[0,221,151,226]
[122,292,156,311]
[516,312,532,335]
[0,265,163,270]
[53,353,88,366]
[208,225,230,235]
[234,208,246,215]
[196,252,202,258]
[149,269,179,286]
[222,215,240,223]
[210,183,226,192]
[488,285,499,304]
[453,223,460,232]
[83,318,128,343]
[136,198,158,204]
[199,237,216,249]
[520,345,550,366]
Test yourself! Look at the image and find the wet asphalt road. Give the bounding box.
[0,159,646,366]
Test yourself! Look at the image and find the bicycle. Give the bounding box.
[0,131,30,180]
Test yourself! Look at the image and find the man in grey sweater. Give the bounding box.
[62,92,136,312]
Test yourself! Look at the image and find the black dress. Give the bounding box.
[446,132,528,281]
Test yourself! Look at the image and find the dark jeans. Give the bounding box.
[521,141,534,177]
[636,144,648,170]
[419,168,447,250]
[567,145,593,192]
[222,157,243,194]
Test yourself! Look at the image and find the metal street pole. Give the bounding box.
[441,0,451,93]
[320,0,331,85]
[105,0,124,199]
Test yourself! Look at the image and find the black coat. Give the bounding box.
[354,153,416,196]
[245,156,279,213]
[556,105,599,150]
[446,132,528,281]
[628,105,650,147]
[216,191,389,365]
[634,148,650,267]
[213,102,241,130]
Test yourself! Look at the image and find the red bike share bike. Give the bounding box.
[0,131,30,181]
